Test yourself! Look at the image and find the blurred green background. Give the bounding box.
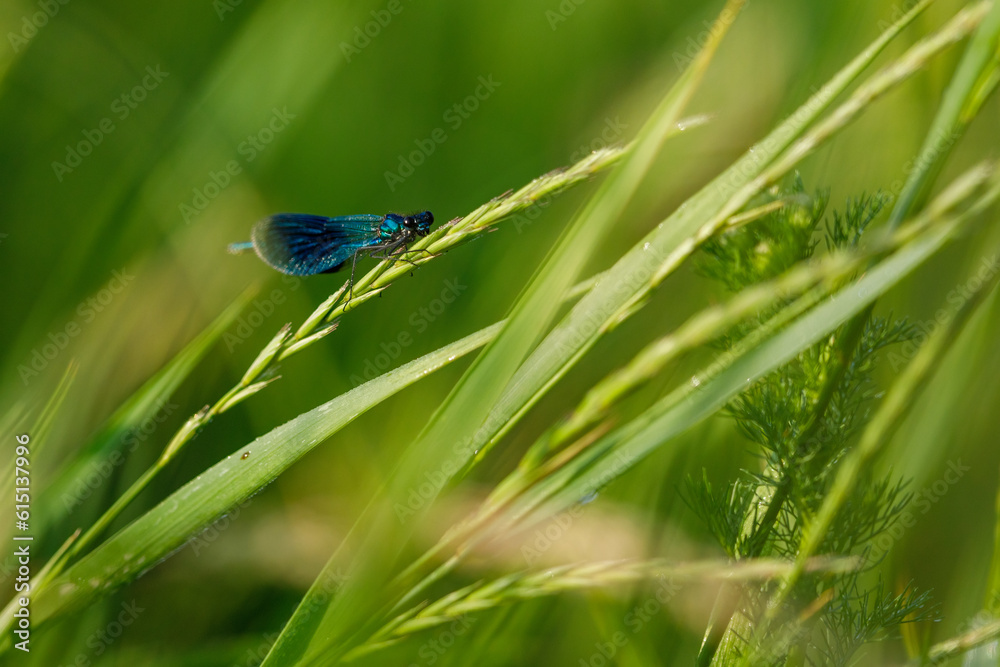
[1,0,998,664]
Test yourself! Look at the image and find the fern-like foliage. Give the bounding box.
[687,178,933,664]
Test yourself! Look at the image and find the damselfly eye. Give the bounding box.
[403,216,415,227]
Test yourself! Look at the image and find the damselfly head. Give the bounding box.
[406,211,434,236]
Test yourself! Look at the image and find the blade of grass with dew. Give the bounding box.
[4,322,502,642]
[32,287,257,540]
[260,4,746,665]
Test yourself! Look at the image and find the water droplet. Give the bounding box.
[691,376,701,387]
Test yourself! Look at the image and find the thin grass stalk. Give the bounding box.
[342,557,859,664]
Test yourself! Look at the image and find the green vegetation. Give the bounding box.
[0,0,998,665]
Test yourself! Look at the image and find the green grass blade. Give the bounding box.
[17,321,502,635]
[888,0,1000,228]
[33,287,257,537]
